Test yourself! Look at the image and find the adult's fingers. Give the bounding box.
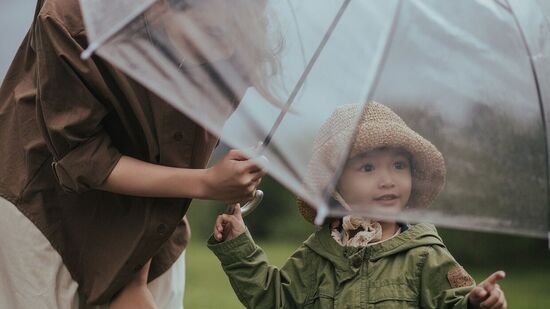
[250,170,266,182]
[144,258,152,270]
[251,155,269,172]
[137,259,152,282]
[238,159,266,174]
[224,187,258,204]
[240,155,268,173]
[226,149,250,161]
[140,259,153,279]
[248,179,262,195]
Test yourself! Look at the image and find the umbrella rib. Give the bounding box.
[285,0,308,66]
[259,0,353,151]
[315,0,405,225]
[506,0,550,248]
[81,0,157,59]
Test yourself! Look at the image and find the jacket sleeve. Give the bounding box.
[420,245,475,309]
[34,13,122,193]
[207,230,312,309]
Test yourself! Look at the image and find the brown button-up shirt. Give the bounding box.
[0,0,224,304]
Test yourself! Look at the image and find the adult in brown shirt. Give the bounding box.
[0,0,277,307]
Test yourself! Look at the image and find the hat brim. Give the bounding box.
[298,120,446,224]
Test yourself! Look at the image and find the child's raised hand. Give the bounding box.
[213,203,247,242]
[468,271,507,309]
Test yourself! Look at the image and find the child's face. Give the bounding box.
[337,147,412,212]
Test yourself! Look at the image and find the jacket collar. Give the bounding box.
[303,223,445,284]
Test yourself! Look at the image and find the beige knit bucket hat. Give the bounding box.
[298,101,446,224]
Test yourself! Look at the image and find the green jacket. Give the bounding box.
[208,223,474,308]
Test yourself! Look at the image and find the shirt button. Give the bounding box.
[157,223,168,235]
[173,131,183,141]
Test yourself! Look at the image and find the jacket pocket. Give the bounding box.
[305,290,335,309]
[367,282,419,308]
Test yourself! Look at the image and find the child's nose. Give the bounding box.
[378,171,395,188]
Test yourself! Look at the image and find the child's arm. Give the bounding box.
[468,271,507,309]
[208,204,313,308]
[420,245,507,309]
[419,245,475,309]
[110,259,157,309]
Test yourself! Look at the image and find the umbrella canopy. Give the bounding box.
[79,0,550,240]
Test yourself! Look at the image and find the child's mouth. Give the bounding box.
[375,194,398,201]
[373,194,399,206]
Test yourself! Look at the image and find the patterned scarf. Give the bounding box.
[330,216,383,247]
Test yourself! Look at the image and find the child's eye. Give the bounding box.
[360,164,374,172]
[394,160,408,170]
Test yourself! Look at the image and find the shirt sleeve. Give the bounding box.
[207,230,312,309]
[420,245,475,309]
[34,13,122,193]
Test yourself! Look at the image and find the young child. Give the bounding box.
[208,102,507,309]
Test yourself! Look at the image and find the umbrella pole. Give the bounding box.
[315,0,404,225]
[231,0,352,218]
[259,0,353,151]
[507,0,550,249]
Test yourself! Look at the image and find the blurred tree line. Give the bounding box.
[188,101,550,268]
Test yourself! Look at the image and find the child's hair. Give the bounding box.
[298,101,446,224]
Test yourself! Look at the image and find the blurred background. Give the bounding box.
[187,174,550,308]
[186,147,550,308]
[2,2,549,308]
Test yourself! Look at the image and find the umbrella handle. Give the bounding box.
[225,190,264,217]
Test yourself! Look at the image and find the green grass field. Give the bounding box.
[184,239,550,308]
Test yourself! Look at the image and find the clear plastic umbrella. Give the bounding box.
[79,0,550,241]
